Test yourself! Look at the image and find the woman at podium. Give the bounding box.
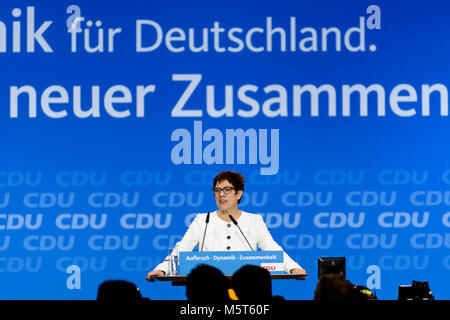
[146,171,306,280]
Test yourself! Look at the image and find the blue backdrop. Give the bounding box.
[0,0,449,300]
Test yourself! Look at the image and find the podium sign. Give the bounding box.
[178,251,284,275]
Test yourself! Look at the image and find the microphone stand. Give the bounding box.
[200,212,210,251]
[229,214,255,251]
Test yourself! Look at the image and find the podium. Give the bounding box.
[150,250,307,286]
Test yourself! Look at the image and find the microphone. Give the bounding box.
[229,215,254,251]
[200,212,210,252]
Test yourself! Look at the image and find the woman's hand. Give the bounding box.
[290,267,307,275]
[146,270,165,282]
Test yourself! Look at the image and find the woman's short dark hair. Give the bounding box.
[213,171,245,204]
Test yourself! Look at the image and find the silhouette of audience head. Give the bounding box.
[314,274,377,301]
[314,274,375,301]
[97,279,144,302]
[232,265,273,301]
[313,274,354,301]
[186,264,230,302]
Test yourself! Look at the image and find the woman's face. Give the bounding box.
[213,179,243,212]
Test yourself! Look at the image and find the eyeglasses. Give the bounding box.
[212,186,235,195]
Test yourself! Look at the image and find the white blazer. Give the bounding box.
[153,211,302,274]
